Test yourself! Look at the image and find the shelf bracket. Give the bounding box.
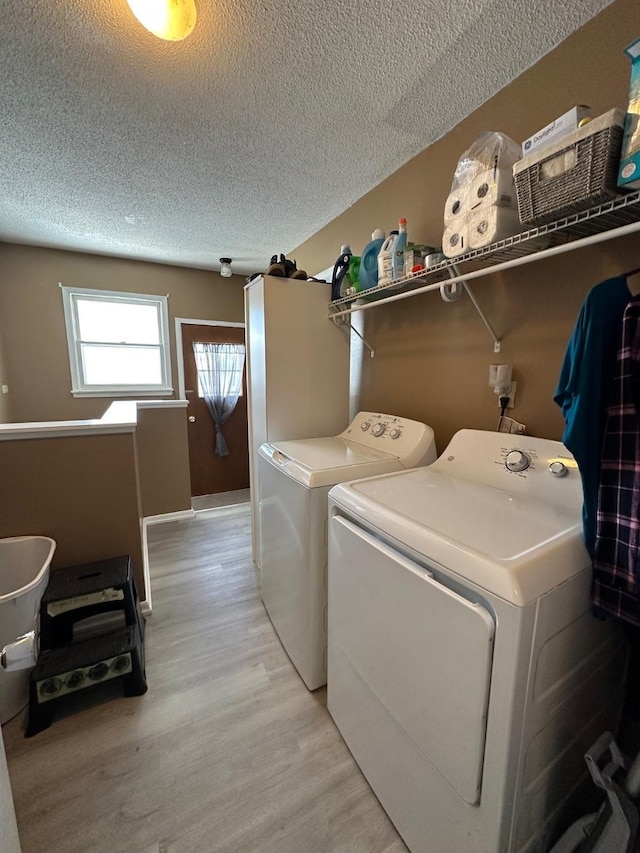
[332,314,375,358]
[450,265,501,352]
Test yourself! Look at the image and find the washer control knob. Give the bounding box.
[360,421,370,431]
[389,428,401,439]
[548,461,568,478]
[372,423,386,437]
[505,449,531,473]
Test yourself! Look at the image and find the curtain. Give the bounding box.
[192,342,246,456]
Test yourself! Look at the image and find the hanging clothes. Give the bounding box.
[554,276,631,557]
[592,295,640,627]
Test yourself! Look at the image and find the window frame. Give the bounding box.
[61,285,173,398]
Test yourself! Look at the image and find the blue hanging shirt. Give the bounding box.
[554,276,631,557]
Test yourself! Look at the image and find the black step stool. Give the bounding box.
[26,622,147,737]
[39,555,144,650]
[26,556,148,736]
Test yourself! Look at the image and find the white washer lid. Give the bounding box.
[329,466,588,605]
[259,437,400,488]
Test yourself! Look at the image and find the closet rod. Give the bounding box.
[328,217,640,320]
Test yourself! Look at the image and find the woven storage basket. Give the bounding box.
[514,109,626,226]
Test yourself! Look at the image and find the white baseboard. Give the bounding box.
[140,508,196,616]
[144,508,196,526]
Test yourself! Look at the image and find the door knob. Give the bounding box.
[188,415,196,423]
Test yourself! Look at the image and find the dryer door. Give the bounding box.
[328,515,495,805]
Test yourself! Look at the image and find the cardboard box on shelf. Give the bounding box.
[618,37,640,190]
[521,105,592,158]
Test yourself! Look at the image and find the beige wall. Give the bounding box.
[0,0,637,457]
[135,406,192,517]
[0,244,245,423]
[293,0,640,451]
[0,432,146,599]
[0,329,10,423]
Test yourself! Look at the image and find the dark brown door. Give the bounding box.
[181,324,249,497]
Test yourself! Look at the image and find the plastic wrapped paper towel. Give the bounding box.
[467,206,521,250]
[442,133,521,257]
[443,189,470,228]
[442,226,468,257]
[468,168,516,211]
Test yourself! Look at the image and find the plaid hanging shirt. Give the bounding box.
[593,295,640,626]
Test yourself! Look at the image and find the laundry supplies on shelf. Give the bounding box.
[515,108,627,225]
[443,133,521,257]
[618,37,640,190]
[521,105,592,158]
[378,218,408,287]
[331,245,355,300]
[358,229,385,292]
[402,244,441,276]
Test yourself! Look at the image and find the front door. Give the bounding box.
[181,324,249,497]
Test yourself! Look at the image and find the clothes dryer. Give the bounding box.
[258,411,436,690]
[327,429,626,853]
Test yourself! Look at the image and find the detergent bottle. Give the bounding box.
[345,254,361,296]
[377,230,399,287]
[392,218,408,283]
[331,245,352,301]
[358,228,385,292]
[378,219,408,288]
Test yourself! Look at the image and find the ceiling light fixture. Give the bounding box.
[126,0,197,42]
[219,258,233,278]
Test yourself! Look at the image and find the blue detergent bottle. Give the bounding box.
[358,229,385,291]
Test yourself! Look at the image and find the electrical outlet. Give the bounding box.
[497,381,517,409]
[1,385,7,395]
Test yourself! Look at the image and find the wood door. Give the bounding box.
[182,324,249,497]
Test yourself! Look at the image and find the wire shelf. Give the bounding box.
[328,189,640,313]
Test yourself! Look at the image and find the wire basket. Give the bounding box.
[514,109,626,226]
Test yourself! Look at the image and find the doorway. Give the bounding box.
[177,320,249,498]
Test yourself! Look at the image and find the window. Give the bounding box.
[192,343,245,398]
[61,286,172,397]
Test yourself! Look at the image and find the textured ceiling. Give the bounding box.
[0,0,614,276]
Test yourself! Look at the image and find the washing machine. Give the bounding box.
[258,411,437,691]
[327,429,626,853]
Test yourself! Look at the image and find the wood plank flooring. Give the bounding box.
[191,489,251,512]
[3,504,408,853]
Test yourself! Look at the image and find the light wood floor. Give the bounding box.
[191,489,251,512]
[3,504,408,853]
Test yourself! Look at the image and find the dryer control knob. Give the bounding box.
[372,423,386,437]
[389,428,401,439]
[360,421,370,431]
[548,461,568,477]
[505,449,531,473]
